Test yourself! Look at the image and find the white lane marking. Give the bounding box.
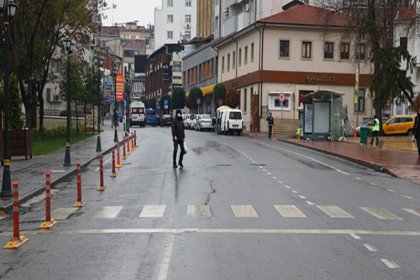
[402,195,414,200]
[349,233,361,240]
[259,166,263,169]
[51,170,65,173]
[387,188,395,193]
[52,208,78,220]
[292,190,299,194]
[187,204,211,217]
[95,157,112,172]
[285,185,291,189]
[306,201,315,206]
[278,180,283,184]
[262,169,267,172]
[403,208,420,217]
[299,195,307,200]
[272,176,277,180]
[231,205,259,218]
[157,234,175,280]
[381,259,399,269]
[355,177,362,181]
[369,182,377,186]
[274,205,306,218]
[93,206,123,219]
[267,172,272,176]
[363,243,377,252]
[139,205,166,218]
[317,206,354,218]
[360,207,403,220]
[9,228,420,237]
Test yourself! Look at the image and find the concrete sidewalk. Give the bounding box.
[0,120,128,212]
[283,138,420,184]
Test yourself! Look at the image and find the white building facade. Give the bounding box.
[154,0,197,49]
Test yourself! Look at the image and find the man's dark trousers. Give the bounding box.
[173,140,185,163]
[268,126,273,139]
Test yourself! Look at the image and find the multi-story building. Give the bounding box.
[214,4,374,135]
[154,0,197,49]
[197,0,214,38]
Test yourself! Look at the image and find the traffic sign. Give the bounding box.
[279,93,286,102]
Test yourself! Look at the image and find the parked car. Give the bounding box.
[183,114,190,128]
[220,109,243,136]
[190,115,199,130]
[160,114,172,126]
[195,114,214,131]
[382,115,415,135]
[185,114,195,129]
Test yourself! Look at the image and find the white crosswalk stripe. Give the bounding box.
[139,205,167,218]
[360,207,403,220]
[317,206,354,218]
[274,205,306,218]
[94,206,123,219]
[52,208,78,220]
[231,205,259,217]
[187,204,211,217]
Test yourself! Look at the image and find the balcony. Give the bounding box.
[224,15,238,36]
[237,11,250,31]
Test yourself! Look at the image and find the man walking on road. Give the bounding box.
[414,108,420,156]
[370,115,380,146]
[266,112,274,139]
[171,109,186,168]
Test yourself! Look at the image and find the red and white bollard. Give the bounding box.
[127,135,131,155]
[134,130,137,147]
[131,132,135,151]
[116,142,121,169]
[39,172,57,229]
[111,147,116,178]
[97,154,105,191]
[4,182,29,249]
[73,163,86,207]
[123,137,127,160]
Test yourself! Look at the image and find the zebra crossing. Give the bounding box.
[60,204,420,221]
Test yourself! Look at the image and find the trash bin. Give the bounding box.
[360,127,370,145]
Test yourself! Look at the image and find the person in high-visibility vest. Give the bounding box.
[370,115,380,146]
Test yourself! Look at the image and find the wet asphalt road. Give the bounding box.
[1,127,420,280]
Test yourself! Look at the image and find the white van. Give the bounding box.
[130,101,146,127]
[220,109,243,136]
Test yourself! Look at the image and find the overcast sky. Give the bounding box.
[102,0,162,27]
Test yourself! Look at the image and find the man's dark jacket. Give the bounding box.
[171,118,185,140]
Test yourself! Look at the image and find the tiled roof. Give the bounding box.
[123,40,144,49]
[258,5,354,27]
[396,7,416,21]
[99,26,120,36]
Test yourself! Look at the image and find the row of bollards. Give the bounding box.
[3,131,138,249]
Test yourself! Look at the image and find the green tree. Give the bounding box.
[213,83,226,107]
[9,74,24,131]
[172,88,186,109]
[226,89,240,108]
[187,87,203,112]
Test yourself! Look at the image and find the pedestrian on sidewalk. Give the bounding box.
[171,109,186,169]
[266,112,274,139]
[414,108,420,156]
[370,115,380,146]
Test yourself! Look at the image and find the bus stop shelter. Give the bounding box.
[302,90,344,140]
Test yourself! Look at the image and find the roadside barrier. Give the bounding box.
[123,137,127,160]
[116,142,121,169]
[131,132,135,151]
[4,182,29,249]
[39,172,57,229]
[97,154,105,191]
[111,147,116,178]
[73,163,86,208]
[127,135,131,155]
[134,130,137,147]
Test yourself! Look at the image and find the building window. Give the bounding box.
[324,42,334,59]
[233,51,236,69]
[227,53,230,72]
[185,0,191,7]
[167,14,173,23]
[222,56,225,73]
[167,0,173,7]
[280,40,289,57]
[238,48,242,66]
[251,43,254,62]
[302,41,312,59]
[355,43,366,60]
[340,42,350,60]
[354,88,365,112]
[167,31,173,39]
[244,88,247,112]
[185,14,191,23]
[244,46,248,64]
[269,93,290,110]
[400,37,408,50]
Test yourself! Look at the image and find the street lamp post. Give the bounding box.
[94,57,103,152]
[113,66,119,143]
[63,37,74,167]
[0,0,17,198]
